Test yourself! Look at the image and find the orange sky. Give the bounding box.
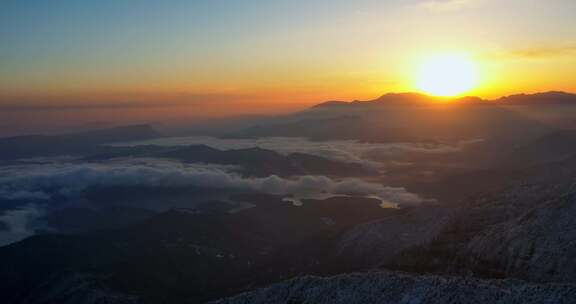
[1,0,576,115]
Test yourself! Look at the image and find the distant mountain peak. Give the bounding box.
[374,92,430,100]
[310,100,349,108]
[497,91,576,104]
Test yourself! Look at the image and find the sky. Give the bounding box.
[1,0,576,119]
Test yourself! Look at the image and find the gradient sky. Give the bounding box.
[1,0,576,111]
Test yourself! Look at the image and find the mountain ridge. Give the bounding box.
[311,91,576,109]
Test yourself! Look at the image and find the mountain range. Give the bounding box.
[312,91,576,109]
[0,125,161,161]
[2,91,576,303]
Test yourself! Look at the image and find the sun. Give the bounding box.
[415,53,479,97]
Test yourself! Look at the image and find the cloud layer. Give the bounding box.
[0,205,44,246]
[0,159,428,207]
[0,138,447,245]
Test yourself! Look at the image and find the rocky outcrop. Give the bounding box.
[336,206,453,269]
[3,273,140,304]
[389,156,576,283]
[464,191,576,282]
[209,271,576,304]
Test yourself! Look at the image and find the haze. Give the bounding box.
[2,0,576,135]
[3,2,576,304]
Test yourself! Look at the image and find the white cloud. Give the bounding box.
[0,205,44,246]
[0,159,430,208]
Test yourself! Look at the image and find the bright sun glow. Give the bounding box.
[415,53,479,97]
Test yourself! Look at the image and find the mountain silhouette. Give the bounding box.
[311,91,576,109]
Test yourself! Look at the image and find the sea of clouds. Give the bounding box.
[0,135,484,246]
[0,158,428,206]
[0,156,434,245]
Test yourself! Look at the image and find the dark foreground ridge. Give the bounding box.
[210,271,576,304]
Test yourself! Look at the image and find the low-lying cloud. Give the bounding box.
[0,150,437,245]
[0,159,429,208]
[0,205,44,246]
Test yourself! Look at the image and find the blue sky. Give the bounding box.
[1,0,576,101]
